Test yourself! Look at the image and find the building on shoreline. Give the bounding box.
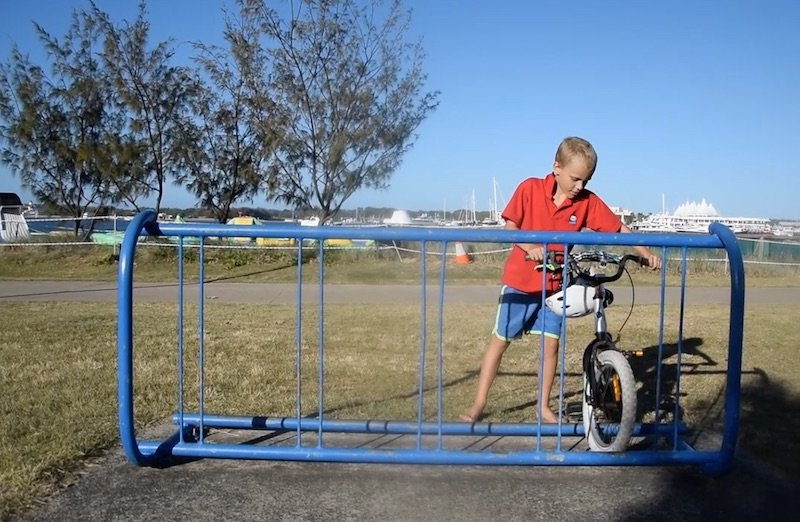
[630,199,773,235]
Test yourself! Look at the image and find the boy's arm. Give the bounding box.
[620,224,662,269]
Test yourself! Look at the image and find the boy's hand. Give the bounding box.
[523,245,545,262]
[643,253,661,270]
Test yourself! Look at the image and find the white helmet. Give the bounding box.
[545,283,597,318]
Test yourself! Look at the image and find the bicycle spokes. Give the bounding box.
[596,367,623,422]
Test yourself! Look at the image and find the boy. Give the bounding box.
[459,137,661,424]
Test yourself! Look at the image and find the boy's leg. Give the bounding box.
[529,301,563,423]
[538,335,560,423]
[459,335,510,422]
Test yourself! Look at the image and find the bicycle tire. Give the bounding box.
[582,350,637,452]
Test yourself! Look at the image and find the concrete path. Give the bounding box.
[18,449,798,522]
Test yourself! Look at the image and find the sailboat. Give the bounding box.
[481,178,505,227]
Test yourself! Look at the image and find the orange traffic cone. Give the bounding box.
[454,241,472,265]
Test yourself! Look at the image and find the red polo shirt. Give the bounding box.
[501,173,622,293]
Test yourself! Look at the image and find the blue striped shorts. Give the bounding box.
[492,285,563,341]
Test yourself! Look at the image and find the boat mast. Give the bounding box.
[472,190,477,223]
[493,177,498,220]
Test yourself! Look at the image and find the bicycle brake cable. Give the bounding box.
[614,265,636,343]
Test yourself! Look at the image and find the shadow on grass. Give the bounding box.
[479,337,719,420]
[618,376,800,521]
[628,337,780,438]
[629,336,718,422]
[202,261,299,283]
[306,372,481,419]
[736,371,800,478]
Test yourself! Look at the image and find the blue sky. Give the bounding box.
[1,0,798,218]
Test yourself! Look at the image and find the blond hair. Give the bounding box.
[555,137,597,175]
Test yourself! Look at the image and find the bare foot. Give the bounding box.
[539,407,559,424]
[459,405,485,423]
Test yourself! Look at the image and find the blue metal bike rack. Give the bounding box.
[117,210,744,473]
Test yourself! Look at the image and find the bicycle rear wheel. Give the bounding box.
[582,350,637,452]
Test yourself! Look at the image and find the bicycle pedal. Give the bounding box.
[623,349,644,357]
[565,402,583,422]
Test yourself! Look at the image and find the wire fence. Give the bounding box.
[3,214,800,270]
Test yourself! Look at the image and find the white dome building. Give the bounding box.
[383,209,413,226]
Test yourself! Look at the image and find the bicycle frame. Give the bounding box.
[569,254,644,451]
[582,284,615,402]
[591,284,611,340]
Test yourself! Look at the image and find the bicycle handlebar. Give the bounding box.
[569,252,647,284]
[528,250,647,284]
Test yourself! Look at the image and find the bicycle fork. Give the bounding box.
[583,286,616,403]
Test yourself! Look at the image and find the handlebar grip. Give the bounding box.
[524,254,559,271]
[536,262,561,272]
[524,252,566,274]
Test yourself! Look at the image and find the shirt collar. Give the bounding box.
[545,172,557,197]
[545,172,573,209]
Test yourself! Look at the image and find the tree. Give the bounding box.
[240,0,439,223]
[0,10,127,237]
[177,9,282,223]
[93,1,199,214]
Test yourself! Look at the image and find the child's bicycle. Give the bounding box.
[536,250,649,452]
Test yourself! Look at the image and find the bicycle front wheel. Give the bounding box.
[582,350,637,452]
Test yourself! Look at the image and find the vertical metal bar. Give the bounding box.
[652,245,668,444]
[117,209,157,466]
[317,239,325,448]
[437,241,447,449]
[673,246,688,449]
[177,239,185,443]
[535,241,549,451]
[295,238,304,447]
[198,237,206,442]
[555,242,570,450]
[415,241,427,450]
[708,222,746,473]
